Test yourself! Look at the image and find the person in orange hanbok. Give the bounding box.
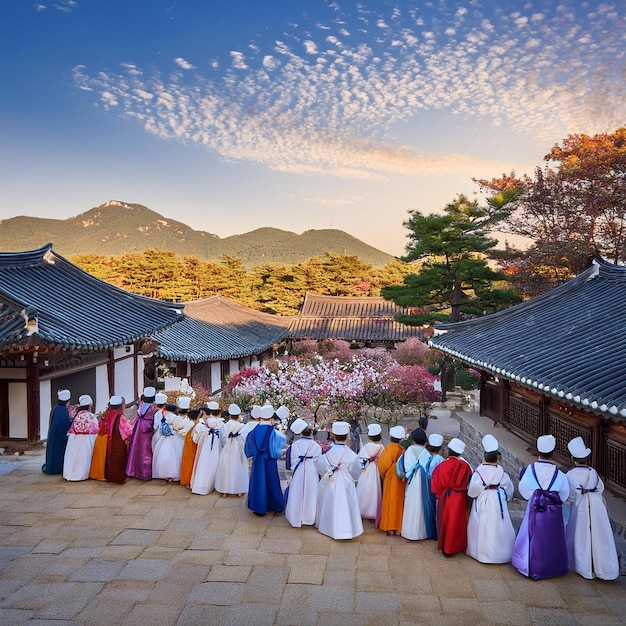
[180,407,203,488]
[377,425,407,536]
[89,396,132,484]
[431,437,473,557]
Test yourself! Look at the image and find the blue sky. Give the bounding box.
[1,1,624,256]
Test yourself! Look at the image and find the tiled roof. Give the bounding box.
[0,244,183,351]
[429,258,626,420]
[287,293,423,341]
[153,295,291,363]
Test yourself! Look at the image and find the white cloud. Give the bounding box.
[174,57,196,70]
[75,1,626,181]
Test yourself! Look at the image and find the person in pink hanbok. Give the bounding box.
[356,423,384,522]
[63,394,100,481]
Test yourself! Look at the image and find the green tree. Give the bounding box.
[382,194,519,399]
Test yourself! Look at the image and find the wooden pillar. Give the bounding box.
[26,357,40,442]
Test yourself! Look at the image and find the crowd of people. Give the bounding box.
[42,387,620,581]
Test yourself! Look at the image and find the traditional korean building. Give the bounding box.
[429,258,626,496]
[0,244,183,443]
[150,295,291,392]
[286,293,424,348]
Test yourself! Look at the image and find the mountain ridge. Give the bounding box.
[0,200,394,267]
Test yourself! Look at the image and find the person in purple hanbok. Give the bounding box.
[126,386,158,480]
[512,434,571,580]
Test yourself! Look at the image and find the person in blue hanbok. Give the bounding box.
[244,404,286,516]
[42,389,74,475]
[401,430,443,540]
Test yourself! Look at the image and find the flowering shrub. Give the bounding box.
[393,337,432,366]
[225,348,441,429]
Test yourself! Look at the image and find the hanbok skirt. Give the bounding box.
[63,433,97,481]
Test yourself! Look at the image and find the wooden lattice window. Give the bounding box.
[547,409,594,460]
[506,393,540,443]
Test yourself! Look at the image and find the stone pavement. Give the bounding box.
[0,448,625,626]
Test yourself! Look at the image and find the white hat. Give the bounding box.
[428,433,444,447]
[155,392,167,405]
[177,396,191,410]
[332,421,350,436]
[143,386,156,398]
[78,394,92,407]
[228,403,241,416]
[537,434,556,454]
[260,405,275,420]
[482,434,499,453]
[109,395,123,406]
[389,425,406,439]
[367,423,382,436]
[206,416,222,429]
[448,438,466,454]
[290,418,308,435]
[568,436,591,459]
[275,405,290,421]
[207,401,220,411]
[250,405,261,419]
[57,389,71,401]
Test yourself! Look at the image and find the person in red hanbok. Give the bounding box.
[431,437,472,556]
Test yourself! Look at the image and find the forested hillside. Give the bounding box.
[71,249,418,315]
[0,200,394,267]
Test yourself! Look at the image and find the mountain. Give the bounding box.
[0,200,394,267]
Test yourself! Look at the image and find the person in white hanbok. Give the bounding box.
[467,435,516,564]
[190,416,223,495]
[240,404,261,442]
[285,418,322,527]
[63,395,99,481]
[215,404,249,497]
[152,398,194,481]
[401,431,444,540]
[565,436,619,580]
[356,423,385,521]
[315,421,363,540]
[151,392,169,453]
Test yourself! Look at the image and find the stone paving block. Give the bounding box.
[127,516,174,532]
[397,593,442,617]
[357,553,389,572]
[31,540,70,554]
[97,545,144,560]
[275,585,317,625]
[286,555,326,585]
[75,596,135,624]
[68,558,126,582]
[225,602,277,626]
[155,531,195,549]
[118,558,174,581]
[526,606,578,625]
[476,599,531,625]
[97,579,154,601]
[121,601,182,626]
[0,554,55,581]
[507,577,568,608]
[206,564,252,583]
[322,569,356,587]
[244,565,289,603]
[315,610,360,626]
[299,535,332,555]
[188,581,246,605]
[186,531,228,551]
[470,577,514,600]
[356,591,399,611]
[109,529,161,546]
[0,546,31,565]
[356,569,394,592]
[438,597,483,622]
[325,554,357,571]
[259,537,302,554]
[309,585,355,612]
[222,534,263,550]
[177,549,226,566]
[38,557,93,582]
[175,603,229,625]
[139,546,182,561]
[360,608,401,626]
[0,607,34,623]
[223,548,288,567]
[428,569,476,598]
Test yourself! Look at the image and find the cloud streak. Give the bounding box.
[73,1,626,180]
